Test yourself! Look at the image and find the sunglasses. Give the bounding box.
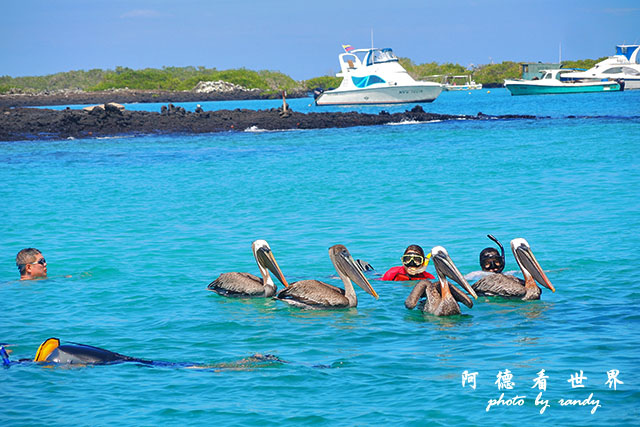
[30,258,47,266]
[402,254,424,266]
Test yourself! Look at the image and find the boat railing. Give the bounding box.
[427,74,478,86]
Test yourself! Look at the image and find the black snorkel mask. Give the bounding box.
[479,234,505,273]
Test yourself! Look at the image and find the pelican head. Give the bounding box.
[328,244,379,299]
[510,238,555,292]
[431,246,478,300]
[252,240,289,288]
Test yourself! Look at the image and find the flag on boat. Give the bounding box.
[342,44,355,53]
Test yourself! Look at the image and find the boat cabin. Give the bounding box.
[537,69,578,81]
[337,48,399,74]
[520,62,561,80]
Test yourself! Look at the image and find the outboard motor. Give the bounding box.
[313,88,324,100]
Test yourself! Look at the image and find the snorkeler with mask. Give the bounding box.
[464,234,507,281]
[480,234,506,273]
[0,338,288,370]
[381,245,435,281]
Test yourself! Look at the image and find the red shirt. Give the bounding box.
[381,266,435,281]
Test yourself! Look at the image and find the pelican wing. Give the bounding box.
[472,274,525,298]
[405,280,429,309]
[449,283,474,308]
[276,280,349,308]
[207,272,267,297]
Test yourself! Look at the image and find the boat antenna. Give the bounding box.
[559,42,562,64]
[371,28,374,49]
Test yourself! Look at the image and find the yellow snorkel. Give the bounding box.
[424,252,432,268]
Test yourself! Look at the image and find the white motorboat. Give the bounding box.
[314,47,443,105]
[442,75,482,91]
[504,69,621,95]
[561,44,640,90]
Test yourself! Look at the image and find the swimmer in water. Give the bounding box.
[16,248,47,280]
[1,338,327,370]
[464,235,508,281]
[381,245,435,281]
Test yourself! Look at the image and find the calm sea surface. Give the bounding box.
[2,89,639,426]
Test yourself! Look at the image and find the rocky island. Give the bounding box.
[0,101,537,142]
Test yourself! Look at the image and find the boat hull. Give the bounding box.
[315,84,443,105]
[444,84,482,91]
[505,81,621,96]
[620,79,640,90]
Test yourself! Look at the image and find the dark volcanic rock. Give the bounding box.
[0,105,538,142]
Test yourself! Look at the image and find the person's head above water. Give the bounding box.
[479,235,505,273]
[402,245,430,276]
[16,248,47,280]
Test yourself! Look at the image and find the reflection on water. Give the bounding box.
[519,301,554,320]
[479,297,554,320]
[403,307,475,331]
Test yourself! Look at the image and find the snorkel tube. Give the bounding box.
[1,345,10,367]
[487,234,505,262]
[424,252,432,268]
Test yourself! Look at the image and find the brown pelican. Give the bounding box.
[404,246,477,316]
[275,244,379,309]
[472,238,555,300]
[207,240,288,297]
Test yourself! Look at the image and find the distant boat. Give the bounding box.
[314,47,443,105]
[442,75,482,91]
[561,44,640,90]
[504,69,621,95]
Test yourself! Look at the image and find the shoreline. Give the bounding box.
[0,104,537,142]
[0,89,309,108]
[0,85,506,108]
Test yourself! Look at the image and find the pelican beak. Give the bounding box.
[432,248,478,299]
[331,246,379,299]
[256,247,289,288]
[513,241,555,292]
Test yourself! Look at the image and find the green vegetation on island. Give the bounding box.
[561,57,606,70]
[89,67,300,93]
[0,56,607,95]
[398,58,521,85]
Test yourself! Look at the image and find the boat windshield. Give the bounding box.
[616,45,640,62]
[603,66,640,76]
[366,49,398,66]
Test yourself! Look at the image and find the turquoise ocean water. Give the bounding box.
[2,89,639,426]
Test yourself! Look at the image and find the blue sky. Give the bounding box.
[2,0,638,79]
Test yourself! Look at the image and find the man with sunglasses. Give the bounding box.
[16,248,47,280]
[381,245,435,281]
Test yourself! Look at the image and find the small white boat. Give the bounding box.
[561,44,640,90]
[504,69,621,96]
[314,47,443,105]
[442,75,482,91]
